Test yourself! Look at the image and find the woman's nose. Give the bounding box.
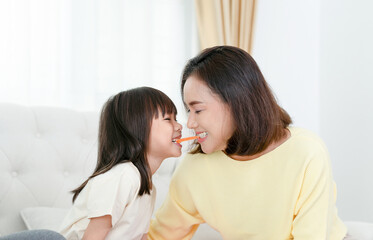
[187,115,198,129]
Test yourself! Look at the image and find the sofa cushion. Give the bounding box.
[344,221,373,240]
[20,207,69,231]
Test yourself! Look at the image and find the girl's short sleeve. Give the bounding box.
[86,170,139,227]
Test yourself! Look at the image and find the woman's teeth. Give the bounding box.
[198,132,208,138]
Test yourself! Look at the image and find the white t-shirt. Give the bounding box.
[60,162,156,240]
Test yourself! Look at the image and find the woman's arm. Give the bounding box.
[292,148,346,239]
[148,155,203,239]
[82,215,112,240]
[148,193,201,239]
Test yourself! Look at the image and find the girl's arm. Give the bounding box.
[82,215,112,240]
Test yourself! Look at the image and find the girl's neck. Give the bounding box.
[146,155,164,175]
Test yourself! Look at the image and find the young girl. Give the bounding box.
[59,87,182,240]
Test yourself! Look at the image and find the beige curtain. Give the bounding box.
[194,0,256,53]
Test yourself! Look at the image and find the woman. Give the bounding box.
[148,46,347,239]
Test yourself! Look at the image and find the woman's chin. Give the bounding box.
[201,142,226,154]
[201,145,215,154]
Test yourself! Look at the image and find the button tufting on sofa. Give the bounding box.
[0,103,185,237]
[0,103,101,235]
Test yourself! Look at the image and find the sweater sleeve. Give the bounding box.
[292,145,345,240]
[148,156,204,240]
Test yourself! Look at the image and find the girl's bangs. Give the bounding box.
[150,92,177,118]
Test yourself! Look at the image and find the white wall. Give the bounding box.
[251,0,320,134]
[320,0,373,222]
[252,0,373,222]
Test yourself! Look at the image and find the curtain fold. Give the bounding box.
[0,0,197,112]
[194,0,256,53]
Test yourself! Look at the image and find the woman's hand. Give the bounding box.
[82,215,112,240]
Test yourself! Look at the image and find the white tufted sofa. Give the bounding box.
[1,103,372,239]
[0,103,99,236]
[0,103,221,239]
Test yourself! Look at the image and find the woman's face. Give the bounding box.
[183,75,235,154]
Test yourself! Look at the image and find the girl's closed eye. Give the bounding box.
[163,114,172,120]
[164,114,177,121]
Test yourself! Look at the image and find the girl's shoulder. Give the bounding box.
[80,162,143,215]
[90,161,141,188]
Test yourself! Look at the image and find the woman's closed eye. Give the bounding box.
[186,108,202,114]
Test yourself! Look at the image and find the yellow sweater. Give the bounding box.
[149,128,347,240]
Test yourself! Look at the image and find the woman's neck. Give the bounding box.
[228,128,291,161]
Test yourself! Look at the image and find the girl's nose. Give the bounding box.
[175,122,182,132]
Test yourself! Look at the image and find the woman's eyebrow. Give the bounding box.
[187,101,203,106]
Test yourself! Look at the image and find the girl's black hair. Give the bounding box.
[72,87,177,202]
[181,46,292,156]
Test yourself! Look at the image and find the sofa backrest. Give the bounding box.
[0,103,184,237]
[0,103,100,235]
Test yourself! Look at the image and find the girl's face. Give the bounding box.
[148,111,183,160]
[183,75,235,154]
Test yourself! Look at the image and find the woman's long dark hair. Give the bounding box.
[72,87,177,202]
[181,46,292,156]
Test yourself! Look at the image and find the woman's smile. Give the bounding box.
[196,131,208,143]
